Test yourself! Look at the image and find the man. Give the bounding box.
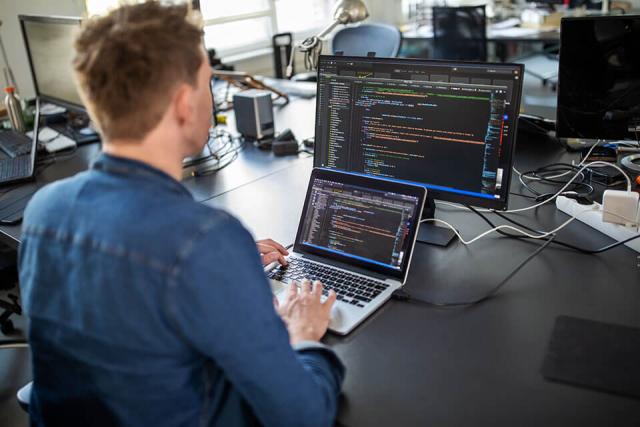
[18,2,344,426]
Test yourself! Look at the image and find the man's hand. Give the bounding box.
[276,280,337,345]
[256,239,289,266]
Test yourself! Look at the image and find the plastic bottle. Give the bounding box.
[4,86,25,133]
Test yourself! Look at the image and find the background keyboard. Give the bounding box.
[268,258,389,308]
[0,156,31,182]
[0,131,31,158]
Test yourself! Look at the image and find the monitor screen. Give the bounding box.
[20,16,84,109]
[557,16,640,141]
[314,56,523,210]
[295,169,424,278]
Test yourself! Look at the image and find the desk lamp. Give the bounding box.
[286,0,369,78]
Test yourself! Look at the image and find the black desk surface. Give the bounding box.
[1,97,640,425]
[206,136,640,426]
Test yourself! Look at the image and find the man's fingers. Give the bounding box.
[311,281,323,298]
[262,252,287,266]
[284,281,298,304]
[323,290,337,313]
[300,279,312,294]
[264,239,289,255]
[257,239,289,255]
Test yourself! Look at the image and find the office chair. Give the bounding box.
[432,5,487,62]
[292,23,402,82]
[331,23,402,58]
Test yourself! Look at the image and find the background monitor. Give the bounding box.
[314,55,524,212]
[19,15,84,110]
[557,16,640,141]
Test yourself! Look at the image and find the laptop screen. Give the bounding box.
[294,169,425,280]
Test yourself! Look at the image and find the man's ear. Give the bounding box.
[173,84,193,128]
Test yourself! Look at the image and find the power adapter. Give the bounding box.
[272,139,299,156]
[602,190,640,227]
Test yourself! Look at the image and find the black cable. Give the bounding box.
[392,235,555,307]
[469,205,640,254]
[183,130,246,176]
[519,163,595,198]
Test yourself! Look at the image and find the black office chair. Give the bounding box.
[432,5,487,62]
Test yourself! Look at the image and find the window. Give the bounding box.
[200,0,332,56]
[85,0,191,17]
[85,0,333,57]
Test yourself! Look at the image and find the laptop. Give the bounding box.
[266,168,426,335]
[0,102,39,186]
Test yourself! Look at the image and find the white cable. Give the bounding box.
[441,159,632,214]
[423,203,638,246]
[504,161,631,213]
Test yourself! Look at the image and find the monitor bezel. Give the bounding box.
[293,168,426,281]
[313,54,524,211]
[19,15,86,112]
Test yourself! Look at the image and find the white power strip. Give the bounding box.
[556,196,640,253]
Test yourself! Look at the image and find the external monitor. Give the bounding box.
[19,15,84,110]
[557,16,640,141]
[315,56,523,204]
[314,55,523,245]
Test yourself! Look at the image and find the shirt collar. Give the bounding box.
[91,152,192,198]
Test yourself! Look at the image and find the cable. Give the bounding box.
[506,161,631,213]
[182,129,245,177]
[392,235,556,307]
[443,160,634,215]
[472,206,640,254]
[425,200,638,246]
[421,214,572,244]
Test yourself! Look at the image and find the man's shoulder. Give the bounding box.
[24,172,90,225]
[22,169,251,258]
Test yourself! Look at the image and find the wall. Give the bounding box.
[0,0,86,100]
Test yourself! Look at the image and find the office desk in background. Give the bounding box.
[400,23,560,61]
[1,93,639,426]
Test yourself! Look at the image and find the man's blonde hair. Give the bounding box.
[73,2,204,141]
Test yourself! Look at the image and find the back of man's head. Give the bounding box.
[73,2,203,142]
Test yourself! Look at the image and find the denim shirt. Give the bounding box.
[18,153,345,427]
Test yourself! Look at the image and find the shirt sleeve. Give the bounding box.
[164,213,345,427]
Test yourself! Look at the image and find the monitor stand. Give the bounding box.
[416,198,457,247]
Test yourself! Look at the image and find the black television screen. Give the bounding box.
[557,16,640,140]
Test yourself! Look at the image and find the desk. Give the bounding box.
[207,135,640,426]
[1,94,640,425]
[401,24,559,62]
[402,24,560,43]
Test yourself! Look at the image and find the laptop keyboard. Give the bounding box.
[0,131,31,157]
[0,156,31,181]
[267,257,389,308]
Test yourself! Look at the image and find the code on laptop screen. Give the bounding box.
[298,177,420,270]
